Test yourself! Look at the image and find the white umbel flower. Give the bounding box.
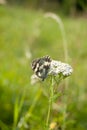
[49,60,73,77]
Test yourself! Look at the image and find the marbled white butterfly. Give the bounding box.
[31,56,52,81]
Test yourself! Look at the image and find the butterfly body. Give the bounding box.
[31,56,51,81]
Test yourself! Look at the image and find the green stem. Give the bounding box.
[46,77,54,128]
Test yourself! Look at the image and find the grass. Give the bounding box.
[0,5,87,130]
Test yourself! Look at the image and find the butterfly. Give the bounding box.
[31,56,52,81]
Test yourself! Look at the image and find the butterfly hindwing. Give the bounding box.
[31,56,51,81]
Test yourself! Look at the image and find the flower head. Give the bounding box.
[49,60,73,77]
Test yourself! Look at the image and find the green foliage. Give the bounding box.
[0,5,87,130]
[62,0,87,14]
[6,0,87,14]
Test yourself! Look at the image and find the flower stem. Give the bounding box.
[46,77,54,128]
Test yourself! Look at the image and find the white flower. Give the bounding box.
[31,74,40,85]
[49,60,73,77]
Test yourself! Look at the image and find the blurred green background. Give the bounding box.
[0,0,87,130]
